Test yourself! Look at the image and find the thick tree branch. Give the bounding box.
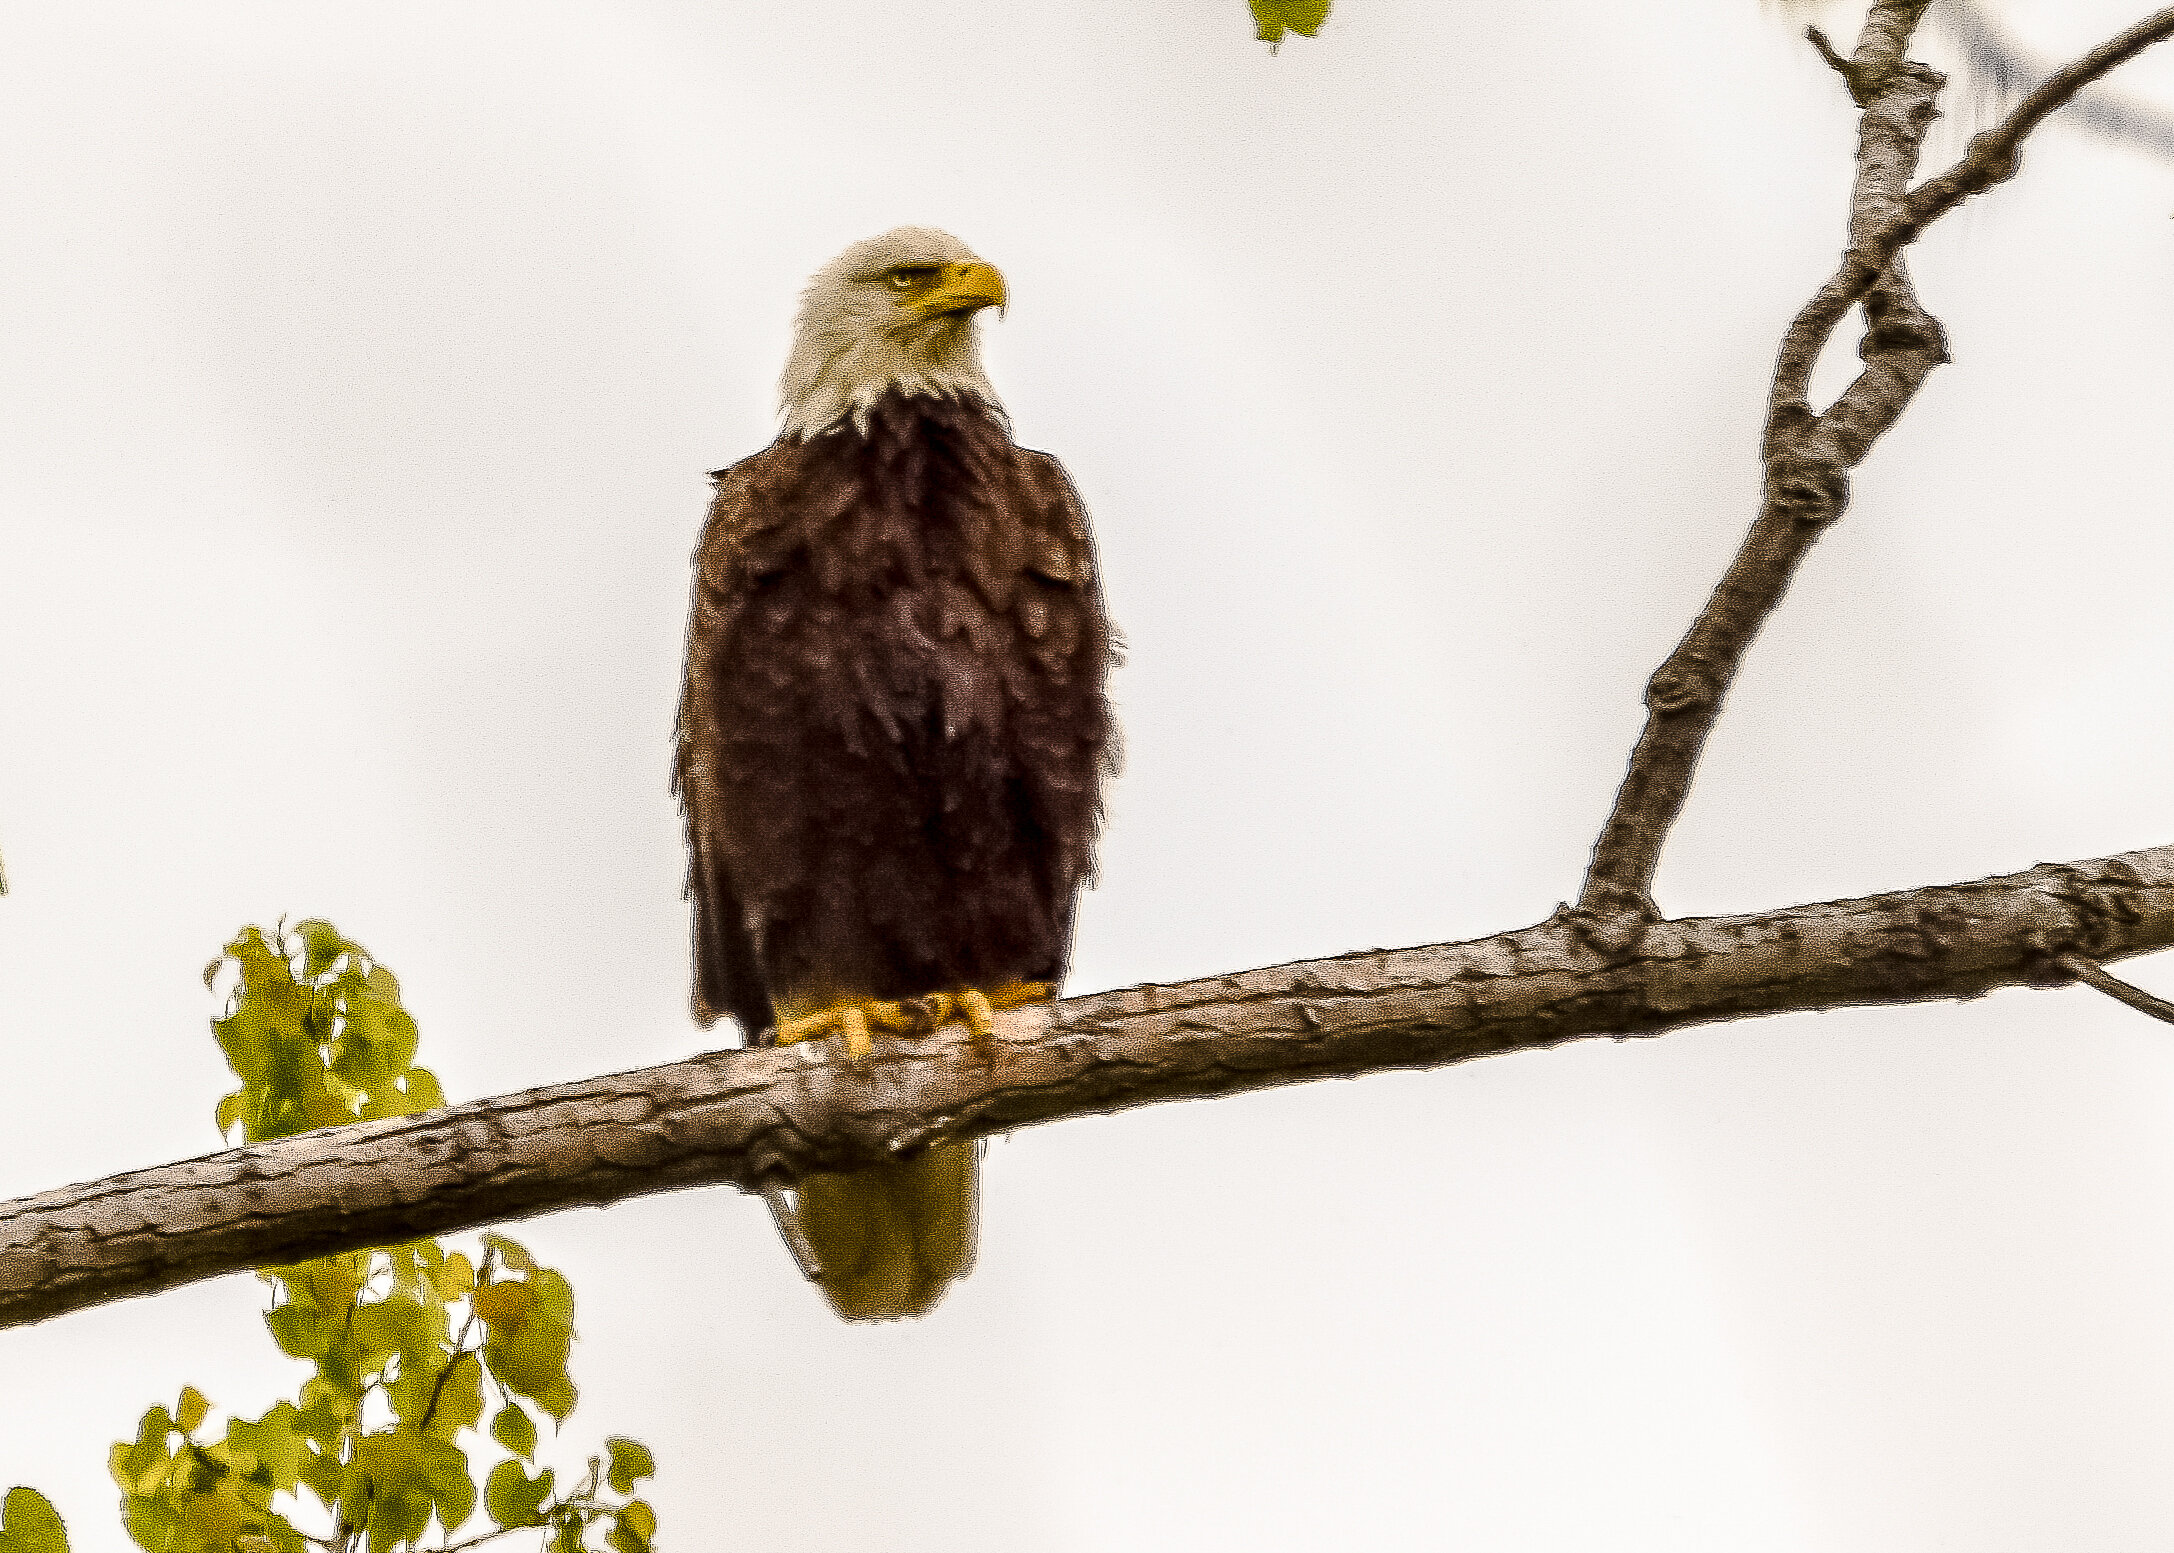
[1579,4,2174,913]
[5,842,2174,1331]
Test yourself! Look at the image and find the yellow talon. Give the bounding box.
[840,1006,871,1061]
[773,997,881,1061]
[771,1011,826,1048]
[997,980,1053,1010]
[942,991,993,1060]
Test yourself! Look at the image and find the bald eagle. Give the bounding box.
[675,229,1117,1320]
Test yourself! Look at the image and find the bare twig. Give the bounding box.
[1579,3,2174,916]
[1932,1,2174,159]
[438,1524,523,1553]
[1912,7,2174,222]
[2056,952,2174,1025]
[2,842,2172,1331]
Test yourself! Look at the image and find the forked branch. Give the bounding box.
[1579,3,2174,915]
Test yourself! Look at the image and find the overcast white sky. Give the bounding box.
[3,1,2174,1548]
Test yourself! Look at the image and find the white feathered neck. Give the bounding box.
[778,227,1005,440]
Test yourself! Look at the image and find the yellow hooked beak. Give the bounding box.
[916,260,1008,319]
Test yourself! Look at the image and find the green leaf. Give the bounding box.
[347,1433,442,1553]
[481,1234,537,1277]
[490,1405,537,1462]
[482,1271,578,1425]
[345,994,419,1075]
[604,1439,655,1496]
[435,1252,475,1301]
[350,1295,441,1375]
[329,1035,395,1105]
[471,1281,532,1330]
[294,1378,355,1443]
[293,920,350,982]
[294,1448,343,1516]
[0,1487,70,1553]
[264,1303,332,1363]
[415,1354,484,1441]
[224,1405,306,1498]
[311,1349,363,1413]
[179,1443,225,1495]
[120,1494,175,1553]
[607,1500,656,1553]
[171,1466,248,1551]
[349,1430,418,1489]
[414,1436,474,1534]
[399,1068,445,1112]
[211,1005,276,1089]
[484,1462,552,1530]
[181,925,564,1553]
[173,1388,210,1438]
[214,1092,246,1139]
[235,1504,298,1551]
[1249,0,1329,49]
[287,1254,366,1314]
[363,1486,430,1553]
[315,1063,367,1121]
[110,1406,177,1496]
[528,1268,574,1328]
[532,1374,577,1426]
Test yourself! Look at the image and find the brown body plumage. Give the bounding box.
[677,291,1115,1316]
[679,390,1113,1036]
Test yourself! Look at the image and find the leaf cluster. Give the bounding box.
[106,922,658,1553]
[208,920,443,1144]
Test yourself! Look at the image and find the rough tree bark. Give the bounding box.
[3,845,2174,1330]
[3,0,2171,1332]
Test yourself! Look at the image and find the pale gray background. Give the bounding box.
[4,1,2174,1547]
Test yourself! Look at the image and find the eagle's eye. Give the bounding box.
[886,266,939,290]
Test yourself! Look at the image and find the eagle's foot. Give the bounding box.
[908,981,1055,1050]
[886,988,990,1039]
[773,999,876,1061]
[773,982,1055,1061]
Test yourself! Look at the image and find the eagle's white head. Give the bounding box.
[778,227,1009,440]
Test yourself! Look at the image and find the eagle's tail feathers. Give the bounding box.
[762,982,1054,1318]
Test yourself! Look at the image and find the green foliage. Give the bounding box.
[601,1444,652,1501]
[207,920,441,1145]
[0,1489,69,1553]
[100,921,658,1553]
[1250,0,1330,50]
